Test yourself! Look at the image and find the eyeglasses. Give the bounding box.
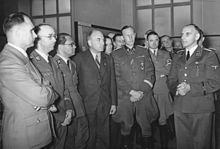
[39,34,57,40]
[63,43,75,47]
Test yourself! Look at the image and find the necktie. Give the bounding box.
[67,60,71,70]
[95,54,100,68]
[186,50,190,61]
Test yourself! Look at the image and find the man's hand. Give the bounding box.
[176,82,191,96]
[48,104,57,112]
[61,110,72,126]
[109,105,117,115]
[129,90,144,100]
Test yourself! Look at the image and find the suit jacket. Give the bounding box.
[149,49,171,94]
[53,55,86,118]
[167,46,220,113]
[30,50,73,123]
[74,50,117,115]
[0,44,57,149]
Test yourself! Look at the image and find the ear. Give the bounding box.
[88,40,92,47]
[195,32,200,41]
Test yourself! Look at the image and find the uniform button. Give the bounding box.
[36,119,40,123]
[185,67,187,69]
[184,73,187,77]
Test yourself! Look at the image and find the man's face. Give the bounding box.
[62,36,76,57]
[147,34,159,50]
[161,36,172,48]
[114,36,124,49]
[38,25,56,54]
[19,16,37,49]
[88,31,104,53]
[181,25,199,49]
[105,38,113,55]
[122,27,136,47]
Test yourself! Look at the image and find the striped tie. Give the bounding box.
[95,54,100,68]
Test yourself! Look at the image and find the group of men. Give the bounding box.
[0,11,220,149]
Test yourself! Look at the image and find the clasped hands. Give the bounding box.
[176,82,191,96]
[129,90,144,102]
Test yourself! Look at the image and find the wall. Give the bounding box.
[74,0,122,30]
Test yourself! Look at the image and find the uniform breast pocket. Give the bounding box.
[190,62,205,78]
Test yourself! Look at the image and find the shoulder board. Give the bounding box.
[204,48,211,52]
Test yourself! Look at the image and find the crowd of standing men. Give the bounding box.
[0,12,220,149]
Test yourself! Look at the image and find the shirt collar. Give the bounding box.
[8,42,28,57]
[57,54,69,64]
[149,48,158,55]
[90,49,101,61]
[186,45,198,56]
[35,49,49,63]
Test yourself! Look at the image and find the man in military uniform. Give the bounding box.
[147,31,173,149]
[53,33,89,149]
[111,25,158,149]
[167,24,220,149]
[29,24,74,149]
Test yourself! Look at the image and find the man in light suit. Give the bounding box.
[0,12,57,149]
[53,33,89,149]
[74,30,117,149]
[146,31,173,149]
[167,24,220,149]
[29,24,74,149]
[111,26,158,149]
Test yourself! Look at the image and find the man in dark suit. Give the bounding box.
[167,24,220,149]
[111,25,158,149]
[0,12,57,149]
[29,24,74,149]
[74,30,117,149]
[53,33,89,149]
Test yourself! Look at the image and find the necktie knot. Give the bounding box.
[67,60,71,70]
[186,50,190,61]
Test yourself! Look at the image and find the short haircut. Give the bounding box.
[112,33,122,42]
[3,12,31,34]
[146,31,159,40]
[121,25,135,34]
[160,35,171,40]
[54,33,72,51]
[87,29,101,41]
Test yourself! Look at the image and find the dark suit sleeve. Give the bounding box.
[167,54,179,97]
[139,50,155,92]
[109,55,117,106]
[189,51,220,96]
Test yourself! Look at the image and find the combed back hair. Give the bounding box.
[54,33,71,51]
[146,31,159,40]
[113,33,122,42]
[160,35,171,40]
[3,12,31,34]
[121,25,135,34]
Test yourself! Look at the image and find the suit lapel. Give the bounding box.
[87,50,101,75]
[99,52,107,79]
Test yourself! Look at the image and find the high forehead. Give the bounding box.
[122,27,135,35]
[65,35,73,43]
[39,25,55,35]
[148,34,159,40]
[90,30,104,39]
[182,25,196,33]
[106,38,112,43]
[161,36,170,41]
